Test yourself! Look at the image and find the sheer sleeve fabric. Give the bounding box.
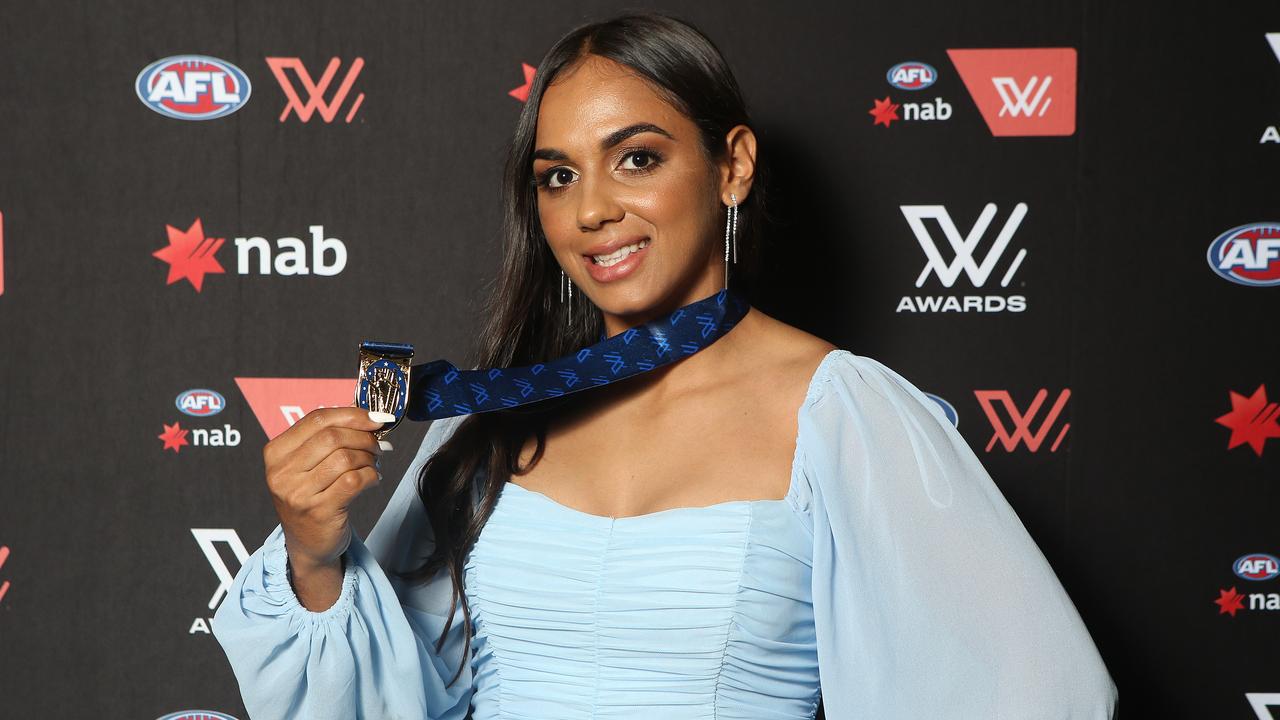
[798,351,1117,718]
[211,414,474,720]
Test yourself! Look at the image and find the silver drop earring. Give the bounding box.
[560,268,573,325]
[723,192,739,289]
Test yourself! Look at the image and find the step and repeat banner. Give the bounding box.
[1,1,1277,718]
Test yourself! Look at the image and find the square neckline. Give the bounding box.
[502,347,847,523]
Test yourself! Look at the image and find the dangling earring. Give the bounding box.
[723,192,739,289]
[560,268,573,325]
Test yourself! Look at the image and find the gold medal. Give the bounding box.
[354,341,414,441]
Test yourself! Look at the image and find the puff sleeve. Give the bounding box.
[799,351,1117,718]
[211,414,474,720]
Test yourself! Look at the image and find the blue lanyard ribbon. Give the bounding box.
[357,288,749,425]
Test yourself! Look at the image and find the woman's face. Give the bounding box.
[532,54,752,335]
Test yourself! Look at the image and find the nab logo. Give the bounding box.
[975,388,1071,453]
[158,421,240,452]
[887,61,937,90]
[135,55,251,120]
[266,56,365,123]
[153,218,350,291]
[190,528,249,635]
[947,48,1076,136]
[897,203,1029,313]
[1217,586,1280,617]
[869,96,951,126]
[176,389,226,417]
[1207,223,1280,287]
[1235,554,1280,581]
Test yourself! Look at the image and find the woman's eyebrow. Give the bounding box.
[533,122,675,162]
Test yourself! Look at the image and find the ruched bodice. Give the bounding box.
[463,481,820,719]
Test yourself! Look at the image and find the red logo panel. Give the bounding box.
[236,377,356,440]
[947,48,1077,137]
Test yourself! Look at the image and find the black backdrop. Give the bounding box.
[1,1,1278,718]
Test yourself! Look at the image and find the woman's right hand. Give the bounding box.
[262,403,395,608]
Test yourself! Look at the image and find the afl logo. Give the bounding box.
[1206,222,1280,287]
[924,392,959,428]
[176,389,226,417]
[887,61,937,91]
[155,712,239,720]
[1234,553,1280,581]
[136,55,251,120]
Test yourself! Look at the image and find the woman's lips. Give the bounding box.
[582,238,649,283]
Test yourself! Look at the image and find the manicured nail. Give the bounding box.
[375,471,383,483]
[368,411,396,424]
[378,440,394,452]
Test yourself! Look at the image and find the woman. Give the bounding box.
[213,12,1118,720]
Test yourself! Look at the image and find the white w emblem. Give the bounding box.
[192,528,250,610]
[1246,693,1280,720]
[992,76,1053,117]
[901,203,1028,288]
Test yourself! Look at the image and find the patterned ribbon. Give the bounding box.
[399,287,750,420]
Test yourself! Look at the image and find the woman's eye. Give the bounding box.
[620,150,657,171]
[545,168,576,188]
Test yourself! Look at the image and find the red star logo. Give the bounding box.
[1215,586,1245,617]
[869,96,900,127]
[158,421,190,453]
[508,62,536,103]
[1215,384,1280,456]
[152,218,226,292]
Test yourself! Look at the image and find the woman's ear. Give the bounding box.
[718,124,757,204]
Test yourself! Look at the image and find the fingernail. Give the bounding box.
[368,410,397,424]
[375,457,381,470]
[376,471,383,483]
[378,440,394,452]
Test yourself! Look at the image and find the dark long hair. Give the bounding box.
[393,10,770,686]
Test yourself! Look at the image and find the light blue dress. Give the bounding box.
[212,349,1118,719]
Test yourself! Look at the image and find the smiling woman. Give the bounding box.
[211,10,1118,720]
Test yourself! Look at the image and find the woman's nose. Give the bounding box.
[575,174,625,231]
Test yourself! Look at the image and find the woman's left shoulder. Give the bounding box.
[743,308,840,384]
[788,345,950,436]
[743,309,941,426]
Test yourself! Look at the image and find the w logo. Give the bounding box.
[1246,693,1280,720]
[976,388,1071,453]
[901,203,1028,288]
[948,48,1076,136]
[993,76,1053,117]
[192,528,249,610]
[266,56,365,123]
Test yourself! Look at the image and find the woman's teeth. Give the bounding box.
[592,238,649,267]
